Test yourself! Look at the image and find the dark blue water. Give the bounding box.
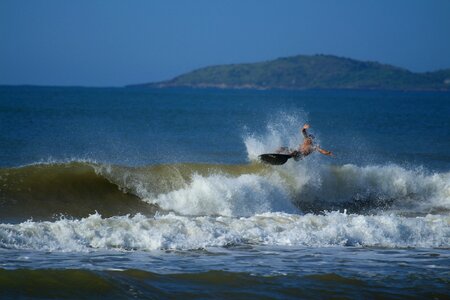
[1,86,449,169]
[0,86,449,299]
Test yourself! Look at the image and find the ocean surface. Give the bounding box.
[0,86,449,299]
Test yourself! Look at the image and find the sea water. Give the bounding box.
[0,86,449,299]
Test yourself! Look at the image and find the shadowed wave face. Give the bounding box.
[0,163,155,223]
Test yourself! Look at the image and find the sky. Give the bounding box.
[1,0,450,87]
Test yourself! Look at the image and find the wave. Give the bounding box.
[1,160,449,222]
[0,162,156,223]
[1,109,448,253]
[290,163,450,215]
[0,162,271,221]
[105,161,450,217]
[1,212,448,251]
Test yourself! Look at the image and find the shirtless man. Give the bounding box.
[277,123,333,159]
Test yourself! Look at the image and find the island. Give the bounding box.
[129,54,450,91]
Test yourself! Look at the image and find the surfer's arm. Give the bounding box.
[301,123,310,138]
[316,146,333,156]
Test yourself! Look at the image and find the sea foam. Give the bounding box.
[144,172,297,217]
[0,212,448,251]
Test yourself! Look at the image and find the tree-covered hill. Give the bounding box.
[130,55,450,91]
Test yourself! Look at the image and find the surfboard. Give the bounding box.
[258,153,292,165]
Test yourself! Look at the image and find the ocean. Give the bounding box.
[0,86,449,299]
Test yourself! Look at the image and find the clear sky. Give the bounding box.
[1,0,450,87]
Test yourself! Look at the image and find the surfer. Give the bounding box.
[276,123,333,159]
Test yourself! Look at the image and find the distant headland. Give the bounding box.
[129,54,450,91]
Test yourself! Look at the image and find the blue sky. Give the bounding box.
[1,0,450,86]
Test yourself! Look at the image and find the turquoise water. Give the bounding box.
[0,86,449,299]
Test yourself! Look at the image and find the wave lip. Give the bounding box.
[0,212,448,252]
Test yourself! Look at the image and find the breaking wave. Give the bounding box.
[0,112,449,251]
[1,161,449,221]
[0,212,448,251]
[0,159,448,250]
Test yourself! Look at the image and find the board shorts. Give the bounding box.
[291,151,303,161]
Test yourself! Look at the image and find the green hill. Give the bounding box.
[131,54,450,91]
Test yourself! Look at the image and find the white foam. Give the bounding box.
[0,212,448,251]
[144,172,298,217]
